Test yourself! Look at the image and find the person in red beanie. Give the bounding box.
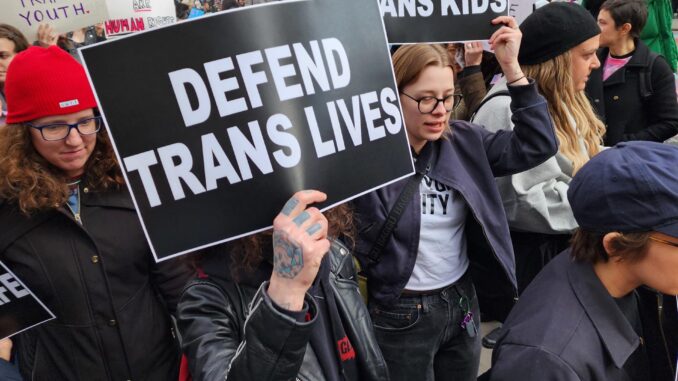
[0,46,190,381]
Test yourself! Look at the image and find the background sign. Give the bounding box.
[105,0,176,37]
[509,0,535,24]
[0,0,108,40]
[81,0,414,261]
[380,0,509,43]
[0,261,55,340]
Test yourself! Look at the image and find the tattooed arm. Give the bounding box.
[267,190,330,311]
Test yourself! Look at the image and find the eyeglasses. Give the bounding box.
[400,92,463,114]
[649,236,678,248]
[26,116,102,141]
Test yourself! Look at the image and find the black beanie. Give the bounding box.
[518,2,600,66]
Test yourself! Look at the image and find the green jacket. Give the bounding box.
[640,0,677,72]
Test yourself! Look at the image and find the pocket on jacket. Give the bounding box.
[370,304,420,331]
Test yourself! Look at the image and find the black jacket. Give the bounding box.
[586,40,678,146]
[488,251,676,381]
[0,187,191,381]
[177,240,390,381]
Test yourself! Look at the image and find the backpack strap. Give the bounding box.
[639,51,660,99]
[366,161,431,265]
[470,89,511,121]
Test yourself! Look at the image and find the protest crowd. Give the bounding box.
[0,0,678,380]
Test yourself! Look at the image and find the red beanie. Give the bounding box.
[5,46,97,124]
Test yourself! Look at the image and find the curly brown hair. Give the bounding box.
[190,203,355,281]
[0,123,125,214]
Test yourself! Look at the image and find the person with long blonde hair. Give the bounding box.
[473,2,606,295]
[352,15,558,381]
[0,46,189,380]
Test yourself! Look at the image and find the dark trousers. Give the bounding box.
[369,272,481,381]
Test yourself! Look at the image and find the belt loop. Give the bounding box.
[420,295,429,314]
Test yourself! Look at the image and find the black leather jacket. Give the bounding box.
[177,240,390,381]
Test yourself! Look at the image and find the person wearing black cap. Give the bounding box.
[472,2,606,297]
[486,141,678,381]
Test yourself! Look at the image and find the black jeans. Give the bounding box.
[369,272,481,381]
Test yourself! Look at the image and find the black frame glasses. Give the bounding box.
[400,92,463,114]
[26,116,103,141]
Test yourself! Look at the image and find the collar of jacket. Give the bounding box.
[80,186,135,210]
[0,187,133,252]
[599,39,652,85]
[328,239,354,280]
[567,256,640,368]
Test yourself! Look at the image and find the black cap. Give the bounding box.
[568,142,678,238]
[518,2,600,66]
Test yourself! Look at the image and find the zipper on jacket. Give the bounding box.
[468,206,519,303]
[655,292,675,375]
[431,175,519,303]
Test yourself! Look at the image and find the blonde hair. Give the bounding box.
[0,124,124,214]
[392,44,455,137]
[522,51,605,172]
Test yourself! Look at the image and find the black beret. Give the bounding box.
[518,2,600,66]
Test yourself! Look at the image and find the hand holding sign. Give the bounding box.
[489,16,527,85]
[464,41,484,66]
[268,190,331,311]
[36,23,58,48]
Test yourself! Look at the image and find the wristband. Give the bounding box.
[507,75,526,86]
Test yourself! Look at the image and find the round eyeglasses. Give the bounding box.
[25,116,103,141]
[400,92,463,114]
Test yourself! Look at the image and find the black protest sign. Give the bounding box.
[380,0,509,43]
[80,0,413,261]
[0,261,55,340]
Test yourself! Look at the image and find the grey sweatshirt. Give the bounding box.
[472,81,583,234]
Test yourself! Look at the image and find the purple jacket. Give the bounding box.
[352,80,558,318]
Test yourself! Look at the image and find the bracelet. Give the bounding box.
[507,75,526,86]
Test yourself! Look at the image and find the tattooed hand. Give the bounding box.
[267,190,330,311]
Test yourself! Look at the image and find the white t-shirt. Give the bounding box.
[404,175,469,291]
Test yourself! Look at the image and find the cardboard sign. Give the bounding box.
[80,0,414,261]
[105,0,176,37]
[0,261,55,340]
[0,0,108,40]
[380,0,509,44]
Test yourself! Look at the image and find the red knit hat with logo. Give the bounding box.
[5,46,97,124]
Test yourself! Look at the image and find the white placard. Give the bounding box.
[104,0,176,38]
[0,0,109,41]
